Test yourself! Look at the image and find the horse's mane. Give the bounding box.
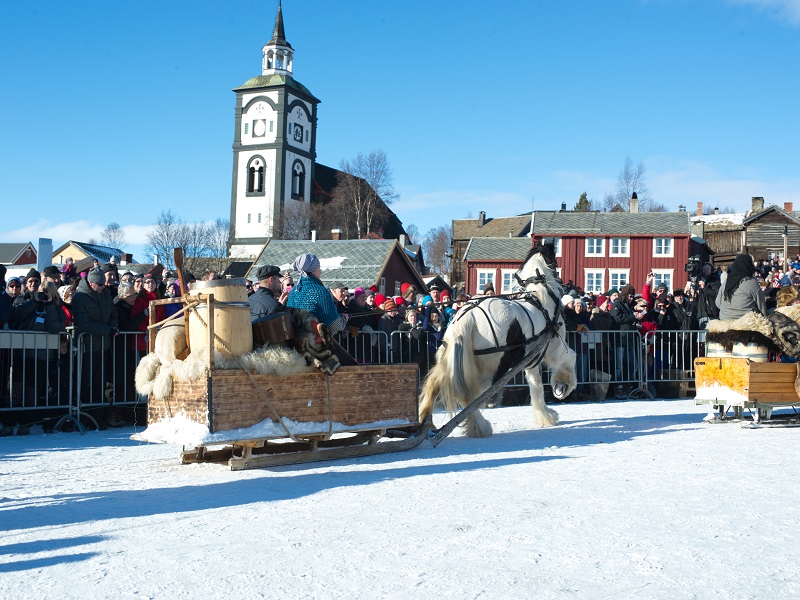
[520,241,560,279]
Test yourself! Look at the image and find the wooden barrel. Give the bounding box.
[731,342,768,363]
[706,342,731,358]
[188,278,253,358]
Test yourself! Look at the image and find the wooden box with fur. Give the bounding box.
[148,364,420,435]
[694,357,800,406]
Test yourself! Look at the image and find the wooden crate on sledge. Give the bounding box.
[149,363,420,437]
[694,357,800,407]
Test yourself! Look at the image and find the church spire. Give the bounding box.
[262,1,294,75]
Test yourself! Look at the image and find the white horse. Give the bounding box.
[418,242,577,437]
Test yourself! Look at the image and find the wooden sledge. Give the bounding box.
[694,357,800,422]
[144,363,425,470]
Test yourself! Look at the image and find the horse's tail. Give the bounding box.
[418,314,481,422]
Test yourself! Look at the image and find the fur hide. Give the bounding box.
[136,342,313,401]
[705,312,777,353]
[705,309,800,357]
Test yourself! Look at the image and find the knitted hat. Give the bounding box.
[383,298,398,311]
[605,288,619,296]
[400,282,414,295]
[619,284,635,297]
[561,294,575,306]
[374,293,386,308]
[440,289,451,299]
[422,295,433,306]
[57,285,73,301]
[26,268,41,280]
[352,287,366,299]
[87,268,106,285]
[394,296,407,306]
[595,294,608,308]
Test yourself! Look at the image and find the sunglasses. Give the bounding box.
[8,283,20,288]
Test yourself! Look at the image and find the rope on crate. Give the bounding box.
[189,304,299,442]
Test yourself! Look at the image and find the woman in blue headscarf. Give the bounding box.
[286,253,348,335]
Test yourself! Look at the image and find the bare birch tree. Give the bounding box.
[333,150,398,238]
[602,157,655,212]
[101,222,126,250]
[282,200,311,240]
[423,226,452,276]
[145,210,184,269]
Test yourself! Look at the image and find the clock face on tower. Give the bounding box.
[253,119,266,137]
[293,123,304,142]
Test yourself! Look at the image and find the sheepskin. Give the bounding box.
[705,311,777,353]
[155,321,187,366]
[136,340,313,402]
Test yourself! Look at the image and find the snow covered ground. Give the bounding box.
[2,398,800,599]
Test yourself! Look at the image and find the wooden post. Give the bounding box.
[148,299,156,353]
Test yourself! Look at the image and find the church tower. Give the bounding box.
[229,2,319,257]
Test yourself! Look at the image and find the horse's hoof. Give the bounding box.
[553,383,568,399]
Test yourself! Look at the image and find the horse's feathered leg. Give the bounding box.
[418,316,493,438]
[525,363,559,427]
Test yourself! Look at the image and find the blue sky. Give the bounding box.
[1,0,798,260]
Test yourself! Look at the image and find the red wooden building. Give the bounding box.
[461,211,694,296]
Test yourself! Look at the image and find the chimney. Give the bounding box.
[331,228,341,241]
[696,202,703,216]
[120,253,132,265]
[560,202,567,212]
[311,229,317,242]
[629,192,639,213]
[714,207,719,215]
[478,211,486,227]
[785,202,794,214]
[678,205,686,212]
[154,254,159,266]
[398,234,406,248]
[752,196,764,213]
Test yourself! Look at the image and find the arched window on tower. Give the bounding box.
[266,51,274,70]
[276,51,284,70]
[247,158,265,195]
[292,162,305,199]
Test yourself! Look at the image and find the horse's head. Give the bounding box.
[515,241,563,292]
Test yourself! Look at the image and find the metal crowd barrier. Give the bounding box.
[2,322,713,434]
[1,329,148,433]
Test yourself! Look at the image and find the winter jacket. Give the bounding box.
[249,287,283,322]
[71,277,119,352]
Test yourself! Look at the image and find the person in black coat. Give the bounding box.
[609,284,638,393]
[72,268,119,412]
[693,263,720,328]
[248,265,285,322]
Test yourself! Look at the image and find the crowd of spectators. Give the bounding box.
[3,251,798,435]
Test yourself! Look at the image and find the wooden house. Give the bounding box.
[742,201,800,263]
[451,212,531,293]
[530,211,692,293]
[0,242,37,267]
[247,239,427,297]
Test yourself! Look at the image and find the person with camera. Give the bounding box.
[5,280,66,435]
[691,262,720,328]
